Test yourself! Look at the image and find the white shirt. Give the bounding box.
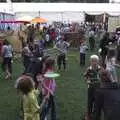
[45,34,50,42]
[56,41,70,54]
[106,57,116,70]
[89,30,95,37]
[2,45,13,58]
[80,45,88,53]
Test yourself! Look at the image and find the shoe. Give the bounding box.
[5,74,12,80]
[84,113,91,120]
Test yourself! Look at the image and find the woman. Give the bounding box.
[1,39,13,79]
[95,70,120,120]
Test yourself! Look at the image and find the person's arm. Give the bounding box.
[42,81,54,96]
[112,58,120,68]
[84,68,91,83]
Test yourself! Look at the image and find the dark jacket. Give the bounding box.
[95,83,120,120]
[99,37,109,56]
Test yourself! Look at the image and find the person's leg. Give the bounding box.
[62,54,66,70]
[88,86,94,118]
[80,53,83,65]
[111,68,118,83]
[8,57,12,74]
[50,95,56,120]
[57,55,62,70]
[89,37,92,51]
[92,38,95,51]
[4,58,10,79]
[1,58,5,72]
[83,53,85,65]
[41,96,51,120]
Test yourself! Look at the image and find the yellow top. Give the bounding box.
[23,89,40,120]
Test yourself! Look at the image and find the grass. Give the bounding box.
[0,50,97,120]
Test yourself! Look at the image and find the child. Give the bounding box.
[84,55,103,120]
[55,38,70,70]
[105,48,120,83]
[79,41,88,66]
[22,43,33,73]
[16,75,45,120]
[37,57,57,120]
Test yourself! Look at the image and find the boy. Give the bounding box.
[80,41,88,66]
[55,38,70,70]
[84,55,103,120]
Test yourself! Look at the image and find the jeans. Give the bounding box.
[80,53,85,65]
[3,57,12,74]
[57,54,66,70]
[41,94,56,120]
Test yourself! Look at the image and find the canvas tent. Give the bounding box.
[14,3,120,23]
[0,3,120,23]
[0,3,14,30]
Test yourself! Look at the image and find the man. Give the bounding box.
[99,32,110,67]
[89,29,95,51]
[55,37,70,70]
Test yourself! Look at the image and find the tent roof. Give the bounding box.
[0,3,120,16]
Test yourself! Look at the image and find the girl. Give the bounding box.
[16,75,45,120]
[39,57,57,120]
[1,39,13,79]
[105,48,120,83]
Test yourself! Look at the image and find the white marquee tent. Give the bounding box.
[0,3,120,22]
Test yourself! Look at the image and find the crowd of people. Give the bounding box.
[1,21,120,120]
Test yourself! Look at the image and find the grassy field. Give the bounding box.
[0,50,97,120]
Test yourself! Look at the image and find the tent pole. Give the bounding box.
[38,11,41,17]
[103,12,106,30]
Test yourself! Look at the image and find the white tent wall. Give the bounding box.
[15,11,85,23]
[0,3,120,22]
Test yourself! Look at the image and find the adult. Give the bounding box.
[117,33,120,62]
[88,29,95,51]
[99,32,110,68]
[1,39,13,79]
[95,70,120,120]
